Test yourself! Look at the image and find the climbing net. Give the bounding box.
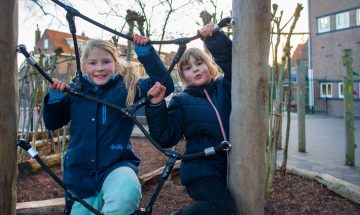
[17,1,233,214]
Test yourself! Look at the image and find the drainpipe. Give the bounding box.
[307,0,314,113]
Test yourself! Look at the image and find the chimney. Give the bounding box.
[35,25,41,47]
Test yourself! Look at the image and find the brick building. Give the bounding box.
[308,0,360,117]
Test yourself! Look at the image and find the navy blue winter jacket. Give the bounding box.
[145,31,232,185]
[43,45,174,198]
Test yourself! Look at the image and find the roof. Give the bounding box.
[34,28,174,66]
[37,29,90,54]
[291,41,308,66]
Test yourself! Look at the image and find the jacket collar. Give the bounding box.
[80,73,122,92]
[183,80,216,98]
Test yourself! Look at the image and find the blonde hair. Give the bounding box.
[81,39,139,106]
[177,48,218,85]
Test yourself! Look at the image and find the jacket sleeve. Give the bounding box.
[135,45,174,98]
[145,98,185,148]
[42,93,71,130]
[204,30,232,94]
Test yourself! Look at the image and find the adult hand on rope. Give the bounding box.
[147,82,166,105]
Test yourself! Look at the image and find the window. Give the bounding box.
[43,39,49,49]
[338,82,344,98]
[336,12,350,30]
[66,38,74,49]
[357,9,360,26]
[320,83,332,98]
[318,16,330,33]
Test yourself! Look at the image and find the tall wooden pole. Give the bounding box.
[342,49,355,166]
[230,0,270,214]
[0,0,19,214]
[296,60,306,152]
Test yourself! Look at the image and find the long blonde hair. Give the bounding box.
[177,48,218,85]
[81,39,139,106]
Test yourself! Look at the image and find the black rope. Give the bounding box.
[16,140,103,215]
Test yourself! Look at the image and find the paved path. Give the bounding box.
[278,113,360,186]
[135,113,360,186]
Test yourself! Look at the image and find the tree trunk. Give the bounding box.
[0,0,18,214]
[281,46,292,176]
[296,60,306,152]
[126,23,134,62]
[229,1,270,214]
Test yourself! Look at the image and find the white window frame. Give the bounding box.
[357,9,360,26]
[66,38,74,49]
[338,82,344,98]
[43,39,49,49]
[336,11,350,30]
[318,16,330,33]
[320,83,333,98]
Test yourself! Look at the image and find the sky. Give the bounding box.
[18,0,309,63]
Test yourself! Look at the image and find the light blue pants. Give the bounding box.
[71,166,142,215]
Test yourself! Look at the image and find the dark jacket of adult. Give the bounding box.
[145,30,232,185]
[43,46,174,198]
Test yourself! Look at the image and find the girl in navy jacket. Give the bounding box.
[43,36,173,215]
[146,24,236,215]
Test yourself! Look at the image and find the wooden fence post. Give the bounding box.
[342,49,355,166]
[296,60,306,152]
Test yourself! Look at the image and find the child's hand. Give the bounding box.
[49,78,69,92]
[148,82,166,105]
[198,23,215,39]
[132,34,150,46]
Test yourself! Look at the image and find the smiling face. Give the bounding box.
[181,55,211,87]
[82,47,117,85]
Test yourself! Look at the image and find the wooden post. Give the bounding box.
[230,0,270,214]
[296,60,306,152]
[0,0,18,214]
[342,49,355,166]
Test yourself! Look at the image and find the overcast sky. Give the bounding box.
[18,0,308,62]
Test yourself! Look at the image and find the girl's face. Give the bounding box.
[82,47,117,85]
[181,55,211,87]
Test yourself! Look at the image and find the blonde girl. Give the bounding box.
[43,35,174,215]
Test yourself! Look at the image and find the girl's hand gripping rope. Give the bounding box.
[147,82,167,105]
[49,78,70,92]
[132,34,150,45]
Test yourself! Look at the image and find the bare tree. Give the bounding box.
[265,3,303,196]
[200,10,213,25]
[142,0,198,53]
[0,0,18,214]
[102,0,198,53]
[279,3,303,177]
